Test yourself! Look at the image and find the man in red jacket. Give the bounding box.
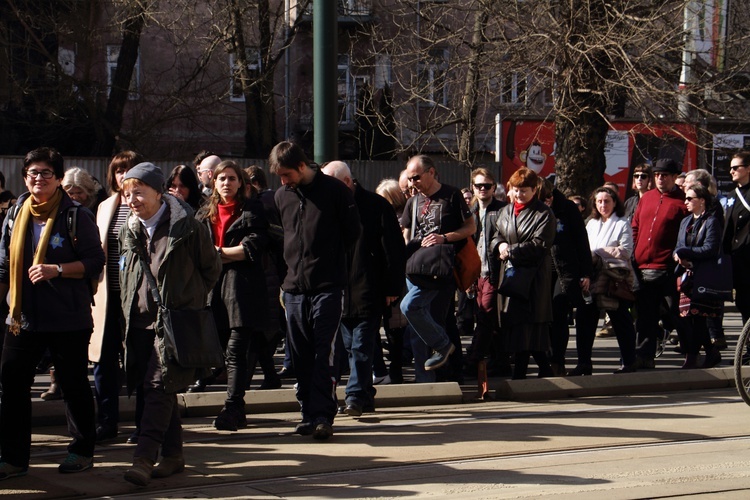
[631,158,688,368]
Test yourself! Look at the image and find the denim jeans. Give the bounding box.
[400,278,454,354]
[93,298,125,428]
[340,317,379,408]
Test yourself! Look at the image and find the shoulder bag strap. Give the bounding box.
[736,187,750,213]
[410,194,419,240]
[135,238,163,308]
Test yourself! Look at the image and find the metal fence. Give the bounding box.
[0,156,493,197]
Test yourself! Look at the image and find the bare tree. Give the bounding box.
[354,0,750,196]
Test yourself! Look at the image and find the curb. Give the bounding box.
[29,382,464,426]
[493,366,736,401]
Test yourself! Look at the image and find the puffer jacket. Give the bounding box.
[119,194,222,394]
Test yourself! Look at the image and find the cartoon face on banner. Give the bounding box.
[501,120,698,201]
[519,142,547,173]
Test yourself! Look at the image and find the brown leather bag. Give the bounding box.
[454,238,481,291]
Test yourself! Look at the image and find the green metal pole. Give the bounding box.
[313,0,338,164]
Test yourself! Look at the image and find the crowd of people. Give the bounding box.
[0,144,748,486]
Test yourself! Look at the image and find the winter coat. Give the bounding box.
[675,212,722,266]
[471,198,506,286]
[586,214,636,310]
[275,170,361,294]
[0,190,105,332]
[490,200,556,325]
[632,186,688,269]
[549,189,593,303]
[89,193,121,362]
[119,194,222,394]
[343,183,405,319]
[197,197,269,332]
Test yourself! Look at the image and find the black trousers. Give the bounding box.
[129,328,182,462]
[0,328,95,467]
[576,300,637,367]
[635,271,679,360]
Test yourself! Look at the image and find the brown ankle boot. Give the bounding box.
[123,456,155,486]
[40,369,62,401]
[152,455,185,478]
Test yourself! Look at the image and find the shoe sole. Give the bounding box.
[0,469,28,481]
[59,463,93,474]
[294,424,314,436]
[344,407,363,417]
[124,471,150,487]
[152,464,185,479]
[424,344,456,371]
[312,426,333,440]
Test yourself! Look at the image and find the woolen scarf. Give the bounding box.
[9,188,63,334]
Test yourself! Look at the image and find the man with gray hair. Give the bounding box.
[321,161,404,416]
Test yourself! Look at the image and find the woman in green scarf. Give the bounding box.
[0,147,105,481]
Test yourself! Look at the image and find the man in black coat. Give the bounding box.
[322,161,405,416]
[724,151,750,324]
[542,184,593,376]
[271,142,361,440]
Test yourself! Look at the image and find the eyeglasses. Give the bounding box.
[408,168,430,182]
[25,169,55,179]
[473,183,493,191]
[633,173,650,180]
[730,164,747,171]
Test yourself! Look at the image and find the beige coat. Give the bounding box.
[88,193,124,362]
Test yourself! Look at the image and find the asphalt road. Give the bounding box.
[3,387,749,499]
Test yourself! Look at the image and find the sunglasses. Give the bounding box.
[685,196,702,202]
[633,173,650,179]
[730,164,747,171]
[473,183,493,190]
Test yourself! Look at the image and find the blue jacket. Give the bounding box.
[0,189,105,332]
[674,212,722,265]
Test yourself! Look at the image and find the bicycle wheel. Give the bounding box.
[733,318,750,406]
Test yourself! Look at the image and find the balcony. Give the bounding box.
[296,0,374,26]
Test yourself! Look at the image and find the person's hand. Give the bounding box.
[580,277,590,293]
[385,296,398,306]
[28,263,57,284]
[498,242,510,260]
[169,188,184,201]
[421,233,443,247]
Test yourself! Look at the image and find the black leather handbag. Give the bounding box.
[138,252,224,369]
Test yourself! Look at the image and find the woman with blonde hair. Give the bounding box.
[62,167,100,211]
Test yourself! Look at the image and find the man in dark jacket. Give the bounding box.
[723,150,750,324]
[322,161,405,417]
[465,168,506,374]
[541,182,593,376]
[270,142,361,440]
[631,158,688,368]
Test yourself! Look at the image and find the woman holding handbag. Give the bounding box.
[491,167,556,380]
[119,163,221,486]
[196,161,269,432]
[674,184,723,369]
[571,187,637,375]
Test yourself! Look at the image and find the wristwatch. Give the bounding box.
[56,264,63,278]
[442,234,448,243]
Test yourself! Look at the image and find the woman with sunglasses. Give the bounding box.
[673,184,723,369]
[624,164,653,220]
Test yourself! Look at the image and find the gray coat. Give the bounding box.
[119,195,222,394]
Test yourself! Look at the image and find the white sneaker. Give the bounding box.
[373,374,391,385]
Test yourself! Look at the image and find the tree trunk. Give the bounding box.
[92,4,147,156]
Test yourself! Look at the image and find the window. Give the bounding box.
[337,55,370,124]
[500,72,527,105]
[418,48,448,107]
[107,45,140,100]
[229,49,262,102]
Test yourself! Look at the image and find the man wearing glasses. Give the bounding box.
[723,151,750,324]
[400,155,474,373]
[631,158,688,369]
[464,168,506,376]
